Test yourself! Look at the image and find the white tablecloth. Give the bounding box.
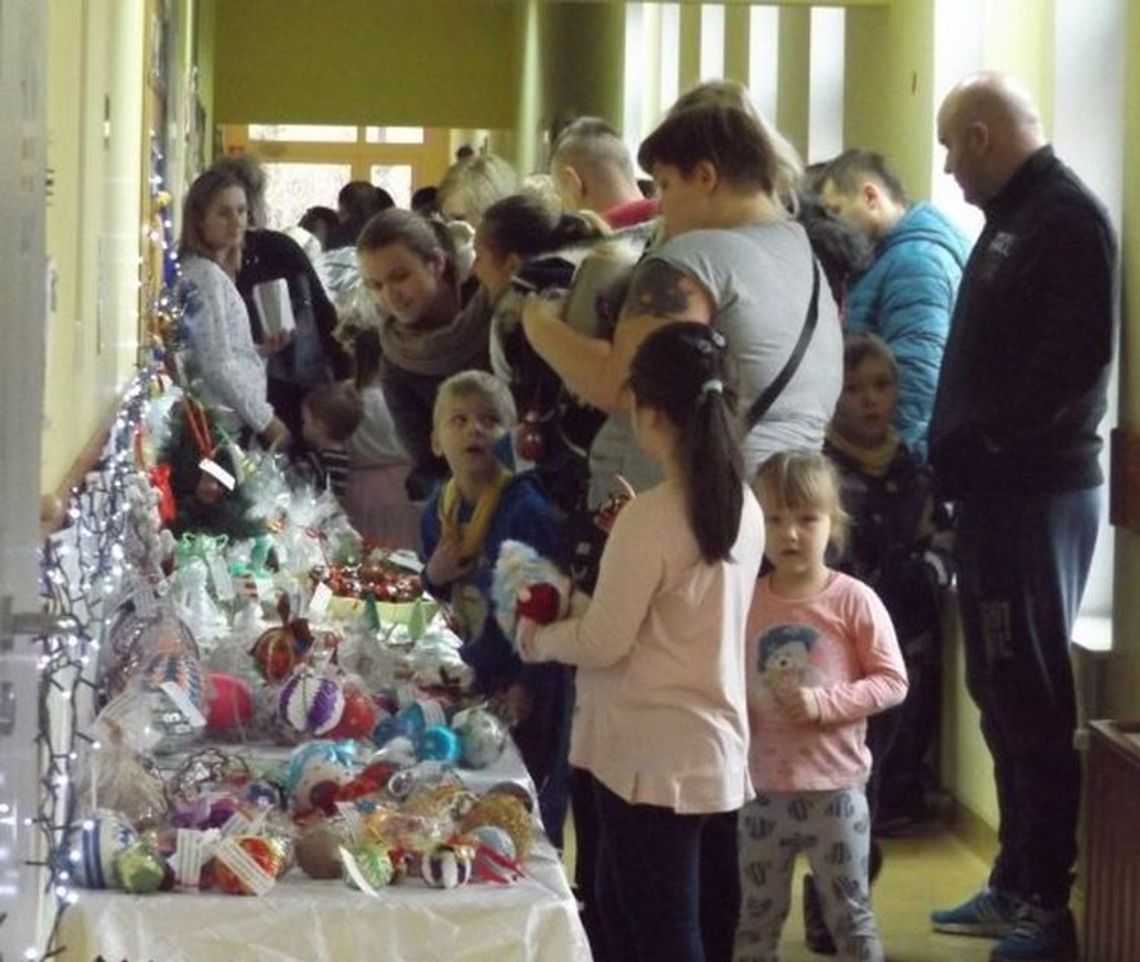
[58,744,592,962]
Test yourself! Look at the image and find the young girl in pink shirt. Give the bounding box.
[520,322,765,962]
[735,451,907,962]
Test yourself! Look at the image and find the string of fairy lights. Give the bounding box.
[16,133,179,961]
[30,371,155,961]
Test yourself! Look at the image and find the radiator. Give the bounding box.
[1085,720,1140,962]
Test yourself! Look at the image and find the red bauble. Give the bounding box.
[517,415,545,462]
[517,582,562,625]
[326,684,379,740]
[205,673,254,732]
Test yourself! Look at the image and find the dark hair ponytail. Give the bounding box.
[628,322,744,563]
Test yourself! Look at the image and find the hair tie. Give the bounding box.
[698,378,724,402]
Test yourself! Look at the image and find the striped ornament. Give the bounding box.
[277,670,346,736]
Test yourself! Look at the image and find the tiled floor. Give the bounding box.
[564,817,1009,962]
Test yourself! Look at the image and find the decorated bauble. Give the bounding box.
[100,608,199,705]
[452,708,508,769]
[250,624,309,684]
[421,843,475,889]
[326,684,379,741]
[296,820,351,879]
[142,651,205,709]
[461,794,534,860]
[277,669,346,737]
[114,840,167,894]
[284,741,355,797]
[459,825,521,883]
[402,783,478,823]
[419,725,461,764]
[71,811,138,889]
[484,780,535,814]
[292,758,354,815]
[341,841,397,891]
[211,835,283,895]
[205,673,254,733]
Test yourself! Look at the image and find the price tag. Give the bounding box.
[208,555,236,601]
[335,801,365,846]
[338,845,381,898]
[308,580,333,618]
[214,838,275,896]
[160,681,207,729]
[174,829,208,889]
[198,458,236,491]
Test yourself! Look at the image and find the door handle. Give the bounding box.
[0,595,76,651]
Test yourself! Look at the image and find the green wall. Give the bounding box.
[540,2,625,134]
[842,0,936,200]
[213,0,519,128]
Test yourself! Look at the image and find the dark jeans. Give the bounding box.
[954,487,1099,909]
[591,774,740,962]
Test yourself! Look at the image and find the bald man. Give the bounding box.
[928,72,1115,962]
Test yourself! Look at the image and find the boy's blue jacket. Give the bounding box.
[844,202,970,459]
[420,473,562,693]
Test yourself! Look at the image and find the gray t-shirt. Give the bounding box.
[588,218,841,502]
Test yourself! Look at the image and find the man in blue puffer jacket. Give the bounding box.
[820,150,970,459]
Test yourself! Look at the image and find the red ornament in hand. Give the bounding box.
[517,414,545,462]
[516,583,562,625]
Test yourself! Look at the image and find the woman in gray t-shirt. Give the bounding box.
[522,101,841,492]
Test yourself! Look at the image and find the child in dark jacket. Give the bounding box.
[419,370,570,848]
[824,332,952,825]
[801,332,952,954]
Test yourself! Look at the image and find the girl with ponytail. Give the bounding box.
[518,321,765,962]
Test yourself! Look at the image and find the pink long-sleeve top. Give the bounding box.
[745,571,908,793]
[528,480,765,814]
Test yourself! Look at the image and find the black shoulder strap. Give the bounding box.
[745,259,821,431]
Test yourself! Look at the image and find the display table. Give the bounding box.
[58,744,592,962]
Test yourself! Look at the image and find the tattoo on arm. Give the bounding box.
[622,260,696,320]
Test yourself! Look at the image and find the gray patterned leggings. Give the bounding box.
[733,788,884,962]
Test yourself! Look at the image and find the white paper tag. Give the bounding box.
[214,838,275,896]
[175,829,208,889]
[308,581,333,618]
[338,845,380,897]
[198,458,236,491]
[219,810,254,838]
[335,802,365,846]
[208,555,236,601]
[160,681,207,729]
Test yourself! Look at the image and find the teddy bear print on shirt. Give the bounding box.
[750,623,827,716]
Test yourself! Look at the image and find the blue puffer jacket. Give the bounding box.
[844,203,970,460]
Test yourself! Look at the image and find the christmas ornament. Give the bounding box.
[114,840,167,894]
[70,811,138,889]
[277,668,347,737]
[451,707,508,769]
[421,842,475,889]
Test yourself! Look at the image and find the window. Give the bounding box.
[371,164,414,210]
[261,162,352,230]
[248,124,357,143]
[365,127,424,145]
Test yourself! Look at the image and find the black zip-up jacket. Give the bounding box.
[928,146,1116,500]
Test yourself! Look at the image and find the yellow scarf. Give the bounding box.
[437,465,513,560]
[826,425,901,478]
